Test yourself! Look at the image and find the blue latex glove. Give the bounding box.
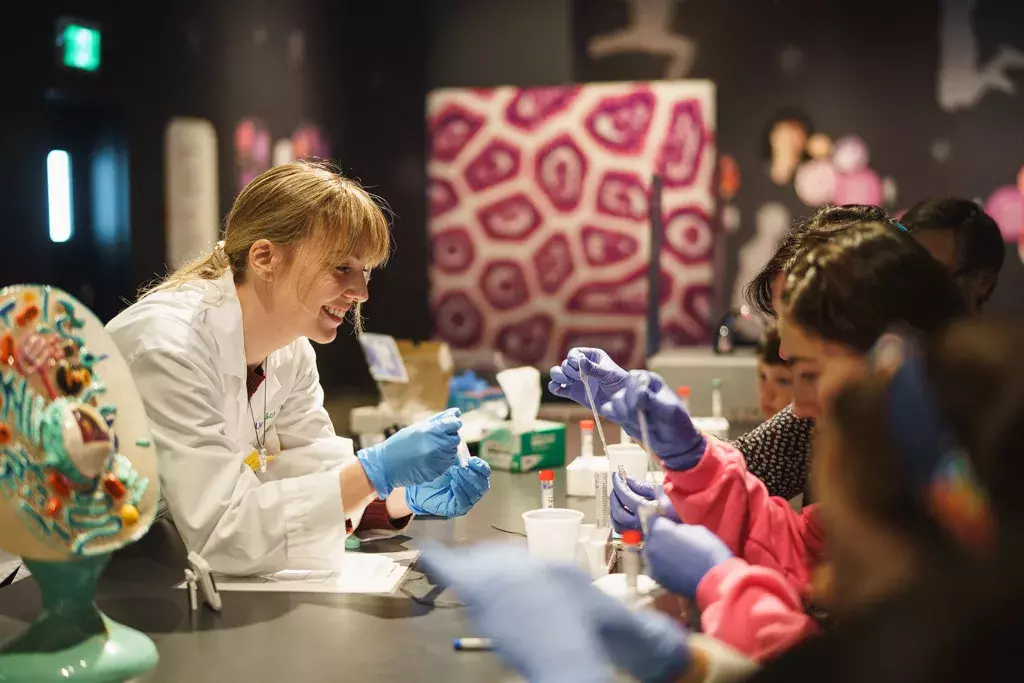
[548,347,629,409]
[405,457,491,517]
[610,473,680,534]
[421,542,691,683]
[644,518,733,599]
[357,408,462,499]
[599,371,706,471]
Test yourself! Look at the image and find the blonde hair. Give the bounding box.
[144,160,391,331]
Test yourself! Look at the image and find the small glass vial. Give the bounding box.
[711,378,723,418]
[621,529,643,601]
[580,419,595,458]
[677,386,691,413]
[539,470,555,509]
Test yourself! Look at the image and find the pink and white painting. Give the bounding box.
[427,81,717,369]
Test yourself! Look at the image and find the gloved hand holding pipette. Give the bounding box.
[600,371,707,472]
[548,348,629,408]
[404,458,491,518]
[421,542,694,683]
[610,473,680,534]
[644,518,733,599]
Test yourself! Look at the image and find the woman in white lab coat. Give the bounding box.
[107,161,490,576]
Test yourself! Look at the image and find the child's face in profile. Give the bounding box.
[756,359,794,419]
[777,313,867,420]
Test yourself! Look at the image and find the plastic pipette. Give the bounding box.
[579,365,609,455]
[457,440,471,467]
[635,373,653,455]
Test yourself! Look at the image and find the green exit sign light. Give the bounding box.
[58,19,101,72]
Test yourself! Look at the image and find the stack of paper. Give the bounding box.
[179,551,418,595]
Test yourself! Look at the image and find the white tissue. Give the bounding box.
[496,366,541,433]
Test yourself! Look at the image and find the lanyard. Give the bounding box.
[248,362,268,473]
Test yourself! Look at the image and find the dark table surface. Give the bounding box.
[0,427,615,682]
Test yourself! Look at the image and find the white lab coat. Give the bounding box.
[107,272,378,576]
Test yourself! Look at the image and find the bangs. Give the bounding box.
[309,181,392,270]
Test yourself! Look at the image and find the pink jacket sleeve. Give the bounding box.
[696,557,820,661]
[661,438,825,591]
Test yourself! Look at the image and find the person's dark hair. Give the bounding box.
[746,204,891,319]
[924,320,1024,547]
[901,197,1005,277]
[820,321,1024,616]
[782,221,966,353]
[755,323,790,366]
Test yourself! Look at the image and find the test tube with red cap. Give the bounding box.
[579,419,595,458]
[677,386,691,413]
[538,470,555,509]
[621,529,643,599]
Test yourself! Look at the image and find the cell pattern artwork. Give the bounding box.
[0,287,150,556]
[427,82,717,369]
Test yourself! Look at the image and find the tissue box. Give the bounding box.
[450,386,505,414]
[478,420,566,472]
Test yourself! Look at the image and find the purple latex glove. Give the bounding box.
[421,542,692,683]
[548,347,629,409]
[610,473,680,534]
[599,371,706,471]
[644,518,733,599]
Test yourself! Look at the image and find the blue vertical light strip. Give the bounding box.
[47,150,73,243]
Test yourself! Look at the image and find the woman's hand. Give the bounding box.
[548,347,629,409]
[600,372,706,471]
[356,408,462,498]
[644,518,733,599]
[405,457,491,517]
[610,473,680,534]
[421,542,693,683]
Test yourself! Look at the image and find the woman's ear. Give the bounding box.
[248,240,275,281]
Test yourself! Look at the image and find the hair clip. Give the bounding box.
[892,220,909,233]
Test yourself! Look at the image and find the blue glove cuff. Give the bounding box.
[403,485,431,516]
[357,448,392,499]
[662,434,707,472]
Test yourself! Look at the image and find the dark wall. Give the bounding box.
[427,0,573,88]
[0,0,430,392]
[572,0,1024,318]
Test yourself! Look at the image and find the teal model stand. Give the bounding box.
[0,556,158,682]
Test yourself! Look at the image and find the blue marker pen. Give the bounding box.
[453,637,493,651]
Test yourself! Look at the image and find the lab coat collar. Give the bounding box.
[202,272,247,379]
[200,271,284,396]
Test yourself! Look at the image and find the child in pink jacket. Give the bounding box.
[610,434,823,662]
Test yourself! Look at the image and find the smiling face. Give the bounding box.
[777,312,867,420]
[270,238,372,345]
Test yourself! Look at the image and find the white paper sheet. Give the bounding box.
[176,550,419,595]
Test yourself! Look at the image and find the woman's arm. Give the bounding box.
[730,405,814,501]
[662,438,825,590]
[128,346,351,575]
[697,558,820,662]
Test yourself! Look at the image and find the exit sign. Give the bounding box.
[57,18,101,72]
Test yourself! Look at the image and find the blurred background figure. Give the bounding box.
[754,324,793,420]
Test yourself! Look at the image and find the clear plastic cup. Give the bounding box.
[606,443,649,482]
[521,508,585,563]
